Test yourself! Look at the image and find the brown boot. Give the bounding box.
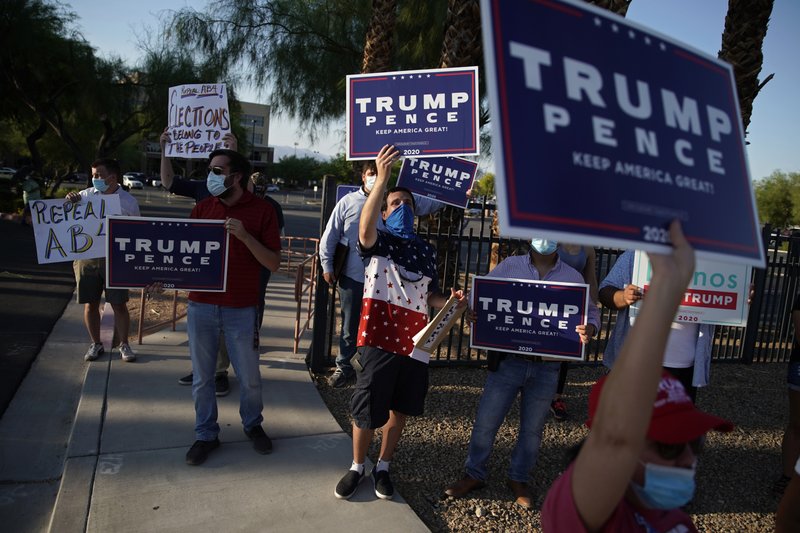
[444,475,486,498]
[508,480,532,509]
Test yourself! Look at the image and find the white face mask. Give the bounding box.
[364,172,377,191]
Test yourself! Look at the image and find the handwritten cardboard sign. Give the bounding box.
[470,276,589,361]
[165,83,231,159]
[631,250,750,326]
[481,0,764,267]
[412,294,467,354]
[30,196,122,264]
[346,67,480,160]
[397,156,478,208]
[105,216,229,291]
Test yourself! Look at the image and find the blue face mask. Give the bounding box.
[206,172,231,197]
[92,178,110,193]
[531,238,558,255]
[384,203,415,239]
[630,462,696,510]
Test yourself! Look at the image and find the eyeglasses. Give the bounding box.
[655,438,703,461]
[208,166,226,175]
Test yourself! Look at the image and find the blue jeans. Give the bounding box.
[187,301,263,441]
[465,357,559,482]
[335,275,364,376]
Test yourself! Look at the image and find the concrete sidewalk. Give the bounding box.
[0,275,428,532]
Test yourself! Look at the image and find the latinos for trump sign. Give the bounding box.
[346,67,480,160]
[396,156,478,209]
[106,217,229,291]
[470,276,589,361]
[481,0,764,267]
[630,250,751,326]
[30,196,122,264]
[165,83,231,159]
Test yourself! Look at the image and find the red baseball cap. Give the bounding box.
[587,371,734,444]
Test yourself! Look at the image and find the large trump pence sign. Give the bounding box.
[346,67,480,160]
[106,217,229,291]
[481,0,764,267]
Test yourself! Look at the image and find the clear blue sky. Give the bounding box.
[69,0,798,179]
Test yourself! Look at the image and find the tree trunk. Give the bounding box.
[425,0,483,288]
[439,0,482,68]
[26,117,47,173]
[718,0,774,134]
[361,0,397,74]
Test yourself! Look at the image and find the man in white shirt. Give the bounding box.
[65,158,140,362]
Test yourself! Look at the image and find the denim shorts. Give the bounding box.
[350,346,429,429]
[788,361,800,392]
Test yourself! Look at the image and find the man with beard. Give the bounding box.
[182,148,282,466]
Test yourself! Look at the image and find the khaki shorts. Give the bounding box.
[73,258,129,305]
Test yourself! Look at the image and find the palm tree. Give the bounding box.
[361,0,398,74]
[718,0,774,134]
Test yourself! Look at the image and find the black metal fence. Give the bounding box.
[312,191,799,369]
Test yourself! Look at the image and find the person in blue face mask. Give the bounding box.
[65,159,140,364]
[445,235,600,508]
[334,144,469,502]
[541,221,734,532]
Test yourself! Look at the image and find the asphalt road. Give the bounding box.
[0,187,324,419]
[0,220,75,417]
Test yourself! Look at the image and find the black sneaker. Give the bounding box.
[327,368,355,388]
[185,438,220,465]
[215,374,230,397]
[371,466,394,500]
[244,425,272,455]
[334,469,365,500]
[178,373,193,386]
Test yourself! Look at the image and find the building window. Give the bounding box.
[242,114,265,127]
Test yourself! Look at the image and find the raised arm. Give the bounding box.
[159,128,176,191]
[359,144,399,250]
[571,221,695,531]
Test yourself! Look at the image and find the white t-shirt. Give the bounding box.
[630,315,698,368]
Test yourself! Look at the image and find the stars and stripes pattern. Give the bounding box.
[357,232,438,357]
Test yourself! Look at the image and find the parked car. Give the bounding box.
[150,177,162,187]
[65,172,88,183]
[266,184,280,192]
[122,173,144,189]
[0,167,17,180]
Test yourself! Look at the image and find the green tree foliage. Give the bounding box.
[0,0,233,187]
[473,171,495,198]
[270,155,324,187]
[167,0,446,137]
[754,171,800,228]
[318,153,359,183]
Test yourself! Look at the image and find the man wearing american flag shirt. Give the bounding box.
[334,145,468,502]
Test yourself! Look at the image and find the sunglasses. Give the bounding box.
[655,437,703,461]
[208,166,227,175]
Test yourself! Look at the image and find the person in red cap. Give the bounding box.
[541,221,734,532]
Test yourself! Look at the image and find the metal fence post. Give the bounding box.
[307,175,339,373]
[741,224,772,364]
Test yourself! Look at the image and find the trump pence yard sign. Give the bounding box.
[481,0,764,267]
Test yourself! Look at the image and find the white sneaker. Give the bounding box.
[84,343,104,361]
[119,343,136,362]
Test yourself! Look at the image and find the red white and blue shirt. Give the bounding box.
[357,231,439,362]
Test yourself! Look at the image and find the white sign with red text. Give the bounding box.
[631,250,750,326]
